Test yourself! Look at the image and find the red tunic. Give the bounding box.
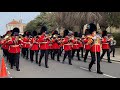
[22,37,30,48]
[101,37,110,49]
[90,36,101,52]
[84,39,91,50]
[30,37,39,51]
[8,37,22,53]
[52,39,60,49]
[63,38,72,51]
[72,38,80,49]
[39,36,50,50]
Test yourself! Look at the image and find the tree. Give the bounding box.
[24,12,58,33]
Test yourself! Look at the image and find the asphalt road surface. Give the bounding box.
[0,50,120,78]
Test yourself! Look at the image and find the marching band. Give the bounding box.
[0,23,115,74]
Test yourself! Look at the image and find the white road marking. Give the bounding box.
[103,74,117,78]
[79,66,117,78]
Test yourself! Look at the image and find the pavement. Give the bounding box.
[0,48,120,78]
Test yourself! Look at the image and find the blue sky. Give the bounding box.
[0,12,40,35]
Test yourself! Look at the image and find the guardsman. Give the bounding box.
[30,30,39,64]
[1,30,12,63]
[71,32,81,61]
[87,23,103,74]
[83,35,91,62]
[52,30,60,62]
[62,29,72,65]
[100,30,112,63]
[38,26,49,68]
[22,31,31,60]
[7,28,22,71]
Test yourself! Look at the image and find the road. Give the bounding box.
[0,50,119,78]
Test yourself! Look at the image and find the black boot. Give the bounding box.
[16,68,20,71]
[89,63,92,72]
[84,60,86,62]
[11,66,13,69]
[108,61,112,63]
[45,65,49,68]
[97,71,103,74]
[36,60,38,64]
[97,62,103,74]
[78,59,81,61]
[38,59,41,66]
[57,60,60,62]
[108,57,112,63]
[69,59,72,65]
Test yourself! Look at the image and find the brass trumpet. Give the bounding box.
[3,32,12,40]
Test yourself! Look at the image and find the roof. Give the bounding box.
[8,19,21,24]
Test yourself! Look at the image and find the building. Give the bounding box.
[6,19,26,34]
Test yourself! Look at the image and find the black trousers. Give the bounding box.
[63,50,72,64]
[60,47,63,56]
[3,49,9,61]
[53,49,60,61]
[3,49,7,57]
[48,49,53,59]
[110,46,115,57]
[72,49,80,60]
[30,50,39,63]
[22,48,29,58]
[100,49,111,62]
[7,51,10,63]
[89,52,101,72]
[9,53,20,69]
[21,48,24,56]
[79,47,84,58]
[84,50,91,61]
[39,50,48,67]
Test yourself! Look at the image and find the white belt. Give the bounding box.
[64,44,71,45]
[73,44,78,45]
[102,43,109,44]
[10,45,19,47]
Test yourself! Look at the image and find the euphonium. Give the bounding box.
[87,35,93,45]
[19,35,23,40]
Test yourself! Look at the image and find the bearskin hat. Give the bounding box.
[27,32,31,37]
[40,26,47,35]
[24,31,27,36]
[45,31,49,34]
[87,23,97,34]
[63,29,69,38]
[74,32,79,37]
[58,35,62,38]
[52,30,58,35]
[102,30,107,37]
[12,27,20,34]
[11,28,20,36]
[32,30,37,37]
